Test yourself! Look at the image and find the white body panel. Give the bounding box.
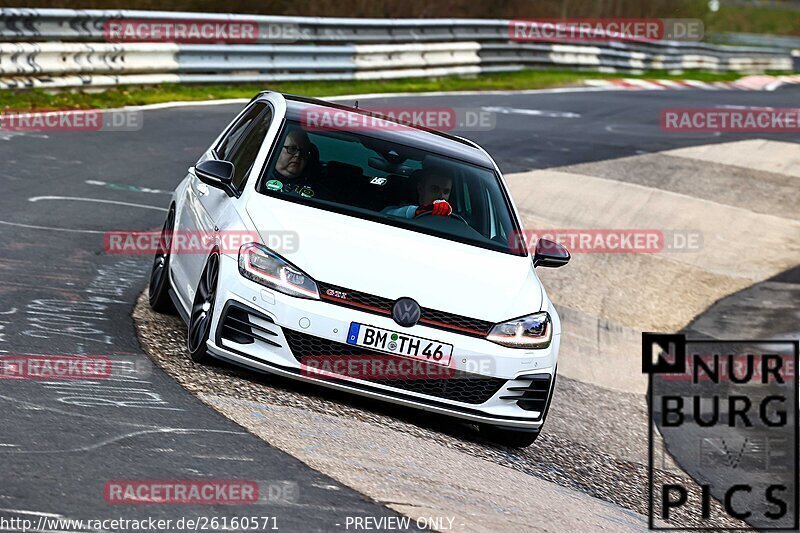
[245,197,544,323]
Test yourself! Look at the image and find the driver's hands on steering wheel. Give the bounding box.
[415,199,452,217]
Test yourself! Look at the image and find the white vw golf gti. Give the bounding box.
[149,92,570,447]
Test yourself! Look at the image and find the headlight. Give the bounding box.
[238,242,319,299]
[486,312,552,349]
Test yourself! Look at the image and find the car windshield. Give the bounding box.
[258,119,523,255]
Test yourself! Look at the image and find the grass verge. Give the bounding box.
[0,69,780,112]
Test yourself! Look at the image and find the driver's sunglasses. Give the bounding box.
[282,145,310,156]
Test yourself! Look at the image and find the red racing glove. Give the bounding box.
[415,199,452,217]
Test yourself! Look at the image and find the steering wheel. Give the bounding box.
[414,210,469,224]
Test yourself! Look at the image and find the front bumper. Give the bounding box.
[205,255,560,430]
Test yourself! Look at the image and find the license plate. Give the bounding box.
[346,322,453,366]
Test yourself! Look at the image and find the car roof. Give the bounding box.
[258,92,497,169]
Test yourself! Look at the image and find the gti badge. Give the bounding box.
[325,288,348,300]
[392,297,421,327]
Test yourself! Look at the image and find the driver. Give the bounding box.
[265,126,319,198]
[383,167,453,219]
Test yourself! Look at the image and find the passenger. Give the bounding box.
[383,167,453,219]
[265,126,320,198]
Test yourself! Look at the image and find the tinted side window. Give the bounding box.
[228,106,274,190]
[216,103,266,161]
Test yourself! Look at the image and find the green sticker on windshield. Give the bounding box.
[266,179,283,191]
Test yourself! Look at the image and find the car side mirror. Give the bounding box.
[533,238,570,268]
[194,160,236,197]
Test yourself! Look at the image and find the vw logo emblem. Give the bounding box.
[392,297,421,327]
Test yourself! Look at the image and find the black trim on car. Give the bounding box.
[499,373,553,421]
[252,116,285,197]
[213,101,265,160]
[169,286,189,325]
[214,300,281,349]
[317,281,494,338]
[209,343,541,425]
[281,327,506,404]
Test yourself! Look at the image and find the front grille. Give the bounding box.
[500,374,552,418]
[317,281,494,338]
[218,301,280,348]
[282,329,506,404]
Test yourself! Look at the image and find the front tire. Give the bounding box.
[148,206,177,314]
[187,251,220,364]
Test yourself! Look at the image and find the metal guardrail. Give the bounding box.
[709,32,800,49]
[0,8,794,90]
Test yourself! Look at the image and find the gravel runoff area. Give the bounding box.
[133,292,747,531]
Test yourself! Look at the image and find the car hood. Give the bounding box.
[246,198,542,322]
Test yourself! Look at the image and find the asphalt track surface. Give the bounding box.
[0,84,799,531]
